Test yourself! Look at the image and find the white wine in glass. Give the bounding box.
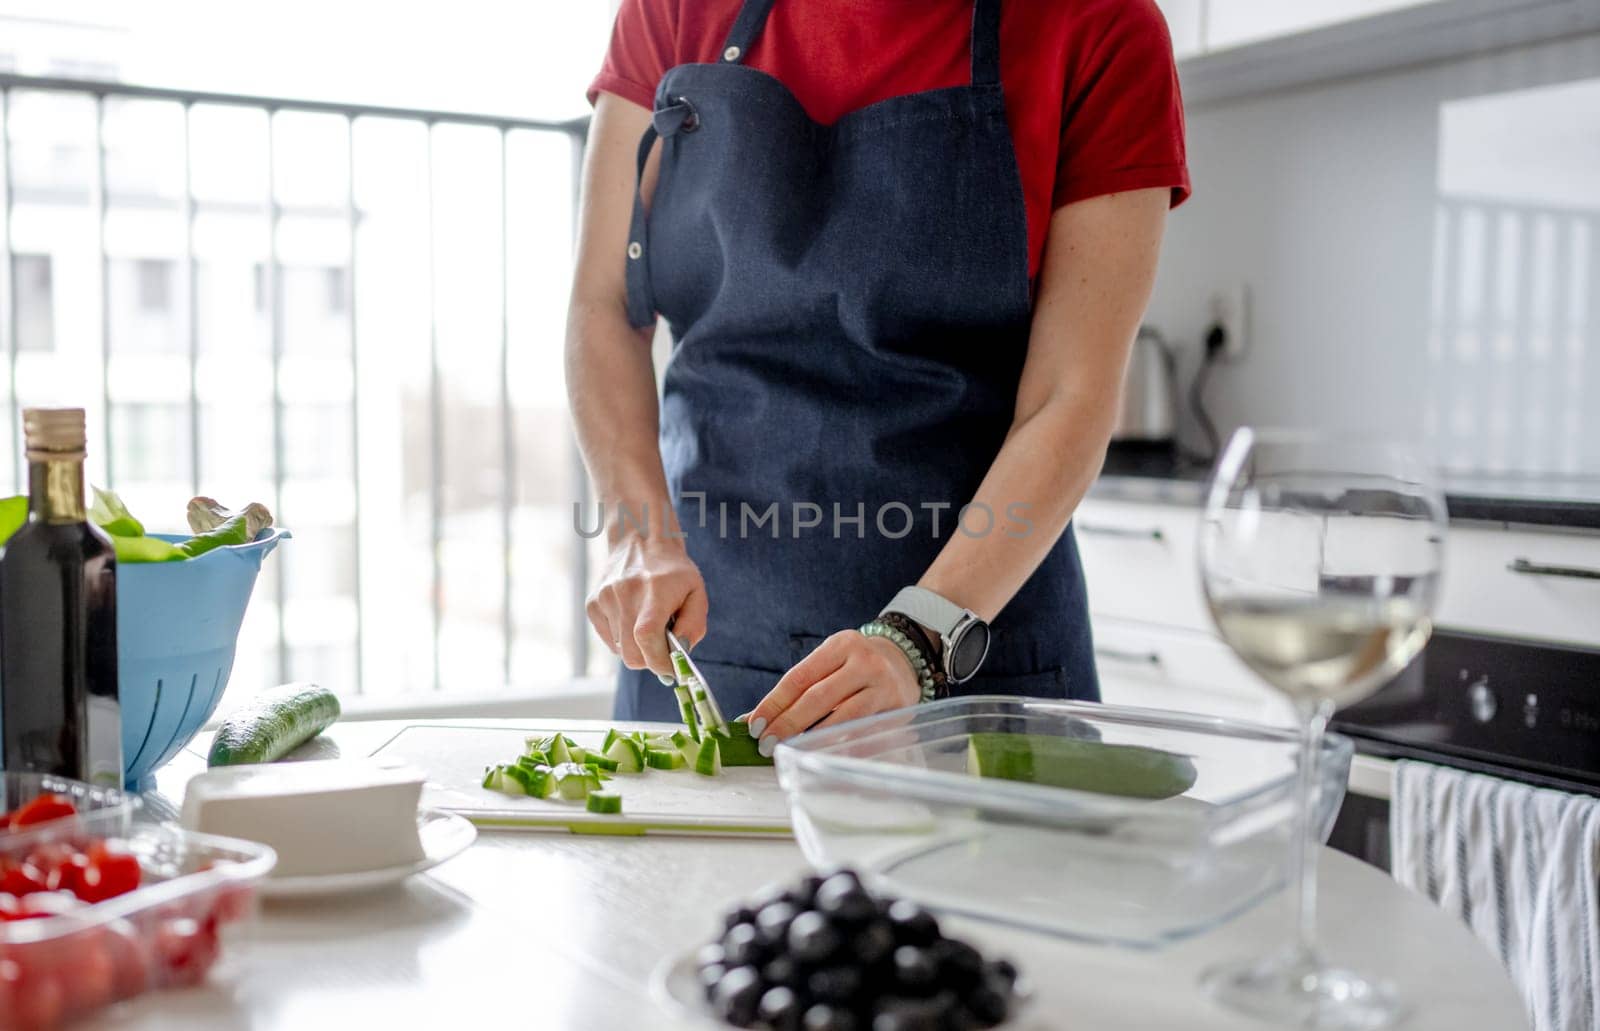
[1199,429,1446,1029]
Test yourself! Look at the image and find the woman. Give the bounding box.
[568,0,1189,753]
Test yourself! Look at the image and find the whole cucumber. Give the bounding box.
[207,682,341,767]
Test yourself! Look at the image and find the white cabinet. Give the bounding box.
[1438,526,1600,647]
[1203,0,1442,51]
[1077,486,1600,725]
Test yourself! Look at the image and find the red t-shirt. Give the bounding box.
[589,0,1191,276]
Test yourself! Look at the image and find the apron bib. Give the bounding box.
[615,0,1098,719]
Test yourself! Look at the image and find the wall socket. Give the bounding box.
[1208,284,1250,361]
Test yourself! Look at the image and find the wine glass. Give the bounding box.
[1198,428,1446,1029]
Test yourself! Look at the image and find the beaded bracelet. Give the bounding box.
[859,619,939,704]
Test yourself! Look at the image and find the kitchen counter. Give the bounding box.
[95,719,1529,1031]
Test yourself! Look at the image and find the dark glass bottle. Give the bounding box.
[0,408,121,785]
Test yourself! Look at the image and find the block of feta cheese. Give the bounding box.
[181,759,427,878]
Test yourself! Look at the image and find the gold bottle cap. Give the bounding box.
[22,407,87,461]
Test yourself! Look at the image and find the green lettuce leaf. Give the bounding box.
[0,495,26,545]
[89,486,145,538]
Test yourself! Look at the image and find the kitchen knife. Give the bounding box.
[666,629,730,737]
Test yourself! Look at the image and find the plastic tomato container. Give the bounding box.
[0,774,275,1029]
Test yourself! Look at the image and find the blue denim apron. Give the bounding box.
[614,0,1098,720]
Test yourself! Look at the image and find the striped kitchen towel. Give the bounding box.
[1392,760,1600,1031]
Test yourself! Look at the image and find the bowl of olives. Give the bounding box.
[655,868,1027,1029]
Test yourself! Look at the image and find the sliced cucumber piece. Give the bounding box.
[585,791,623,815]
[605,736,646,773]
[553,762,598,801]
[584,753,620,772]
[966,733,1197,799]
[717,721,773,767]
[692,736,722,777]
[545,736,572,765]
[601,728,621,754]
[645,747,686,770]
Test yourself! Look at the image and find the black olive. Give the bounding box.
[723,922,767,967]
[757,901,801,947]
[697,943,728,970]
[987,958,1018,986]
[963,983,1009,1026]
[930,939,982,987]
[763,954,803,988]
[892,946,939,994]
[712,965,765,1027]
[759,985,803,1031]
[807,964,864,1004]
[939,1006,980,1031]
[885,901,940,946]
[794,873,825,905]
[788,910,844,964]
[816,875,877,923]
[699,963,727,999]
[869,998,942,1031]
[724,905,758,931]
[802,1003,858,1031]
[850,919,896,966]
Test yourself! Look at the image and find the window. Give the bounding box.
[135,259,173,312]
[326,266,348,315]
[14,254,54,353]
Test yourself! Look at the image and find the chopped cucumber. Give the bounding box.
[601,728,621,754]
[671,651,695,683]
[545,736,572,765]
[585,791,623,815]
[553,762,598,801]
[718,721,773,767]
[521,749,549,766]
[645,747,686,770]
[584,753,620,772]
[605,736,646,773]
[692,736,722,777]
[568,745,592,764]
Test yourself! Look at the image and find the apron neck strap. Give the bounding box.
[720,0,778,63]
[970,0,1002,87]
[721,0,1004,87]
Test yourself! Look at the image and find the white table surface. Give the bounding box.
[87,718,1528,1031]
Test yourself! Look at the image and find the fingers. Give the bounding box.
[810,688,881,732]
[586,596,619,656]
[760,665,861,744]
[748,632,849,737]
[673,586,709,650]
[632,599,676,680]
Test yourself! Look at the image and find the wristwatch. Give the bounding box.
[880,586,991,685]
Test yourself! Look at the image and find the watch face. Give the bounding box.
[948,621,991,684]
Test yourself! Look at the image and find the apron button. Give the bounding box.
[627,241,643,260]
[723,45,742,61]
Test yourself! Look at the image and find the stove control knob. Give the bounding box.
[1467,678,1496,723]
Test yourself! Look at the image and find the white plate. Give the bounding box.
[650,946,1037,1029]
[258,809,476,898]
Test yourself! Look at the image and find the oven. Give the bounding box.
[1327,629,1600,870]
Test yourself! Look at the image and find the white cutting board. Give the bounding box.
[369,723,792,837]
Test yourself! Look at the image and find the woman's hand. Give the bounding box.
[586,534,708,682]
[746,630,920,755]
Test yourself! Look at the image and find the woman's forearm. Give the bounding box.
[564,94,678,545]
[565,300,676,542]
[917,188,1171,623]
[918,382,1116,621]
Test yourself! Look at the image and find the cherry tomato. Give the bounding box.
[210,884,254,925]
[153,915,219,988]
[56,937,115,1018]
[101,919,154,1002]
[8,796,75,829]
[13,892,82,920]
[81,842,141,903]
[44,852,92,898]
[0,858,45,899]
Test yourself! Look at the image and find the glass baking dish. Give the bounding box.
[0,773,276,1029]
[773,696,1352,949]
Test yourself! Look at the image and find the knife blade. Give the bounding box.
[666,629,730,737]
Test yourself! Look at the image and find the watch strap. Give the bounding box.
[880,586,966,640]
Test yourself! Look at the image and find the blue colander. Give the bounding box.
[117,529,288,788]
